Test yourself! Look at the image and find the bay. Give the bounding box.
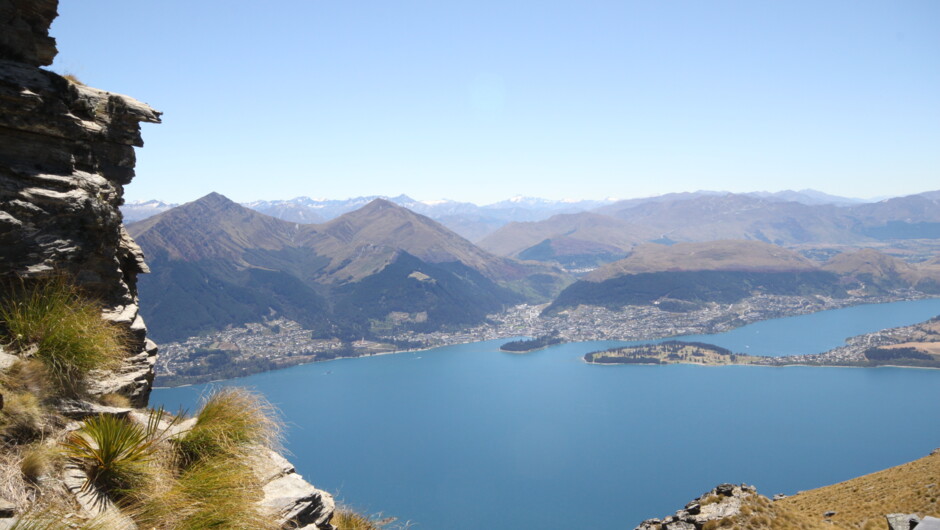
[152,298,940,529]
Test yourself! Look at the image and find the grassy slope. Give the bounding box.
[723,450,940,529]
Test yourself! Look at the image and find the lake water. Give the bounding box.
[152,298,940,529]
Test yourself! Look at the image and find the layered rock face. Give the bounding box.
[1,4,337,528]
[0,0,160,406]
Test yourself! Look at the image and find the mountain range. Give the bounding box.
[128,193,568,342]
[128,189,940,345]
[121,189,880,242]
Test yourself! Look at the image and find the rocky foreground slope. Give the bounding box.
[0,2,335,527]
[637,448,940,529]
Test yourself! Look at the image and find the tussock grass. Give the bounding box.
[332,506,404,529]
[129,389,283,529]
[0,277,127,394]
[333,507,384,529]
[97,393,131,408]
[6,508,124,529]
[19,443,60,484]
[0,391,45,443]
[176,387,281,466]
[135,457,274,530]
[0,359,50,398]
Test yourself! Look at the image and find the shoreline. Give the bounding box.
[582,358,940,370]
[154,295,940,388]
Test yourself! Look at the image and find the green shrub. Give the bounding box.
[0,277,127,394]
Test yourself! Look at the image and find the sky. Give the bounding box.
[49,1,940,205]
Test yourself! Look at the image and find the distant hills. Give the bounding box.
[478,212,657,269]
[480,190,940,269]
[546,240,940,314]
[127,189,940,345]
[122,188,891,244]
[129,193,568,342]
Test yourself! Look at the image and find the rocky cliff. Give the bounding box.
[0,0,160,406]
[0,2,335,527]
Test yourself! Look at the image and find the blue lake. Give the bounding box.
[153,298,940,529]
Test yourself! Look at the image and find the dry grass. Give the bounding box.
[776,450,940,528]
[0,443,80,523]
[332,506,408,529]
[333,507,385,529]
[61,73,84,85]
[0,359,50,398]
[713,450,940,529]
[0,391,45,443]
[19,443,60,484]
[97,393,132,408]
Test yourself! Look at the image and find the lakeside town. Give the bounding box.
[154,289,932,386]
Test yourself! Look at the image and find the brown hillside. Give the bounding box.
[598,194,863,245]
[586,240,817,282]
[821,248,917,278]
[754,449,940,529]
[477,212,655,258]
[129,192,299,262]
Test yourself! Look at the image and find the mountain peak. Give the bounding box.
[195,191,237,206]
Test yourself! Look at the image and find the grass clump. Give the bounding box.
[137,457,272,529]
[60,413,163,499]
[98,393,132,408]
[0,277,127,394]
[131,388,282,529]
[61,73,84,85]
[0,391,44,443]
[176,387,280,466]
[19,443,60,484]
[332,506,406,529]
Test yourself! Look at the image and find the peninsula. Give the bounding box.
[585,316,940,369]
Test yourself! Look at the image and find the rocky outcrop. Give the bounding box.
[0,2,160,406]
[1,3,336,528]
[256,450,336,529]
[635,483,758,530]
[0,0,57,67]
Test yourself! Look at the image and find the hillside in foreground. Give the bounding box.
[636,449,940,529]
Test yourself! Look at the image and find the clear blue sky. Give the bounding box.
[50,1,939,205]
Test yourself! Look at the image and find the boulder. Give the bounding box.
[886,514,921,530]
